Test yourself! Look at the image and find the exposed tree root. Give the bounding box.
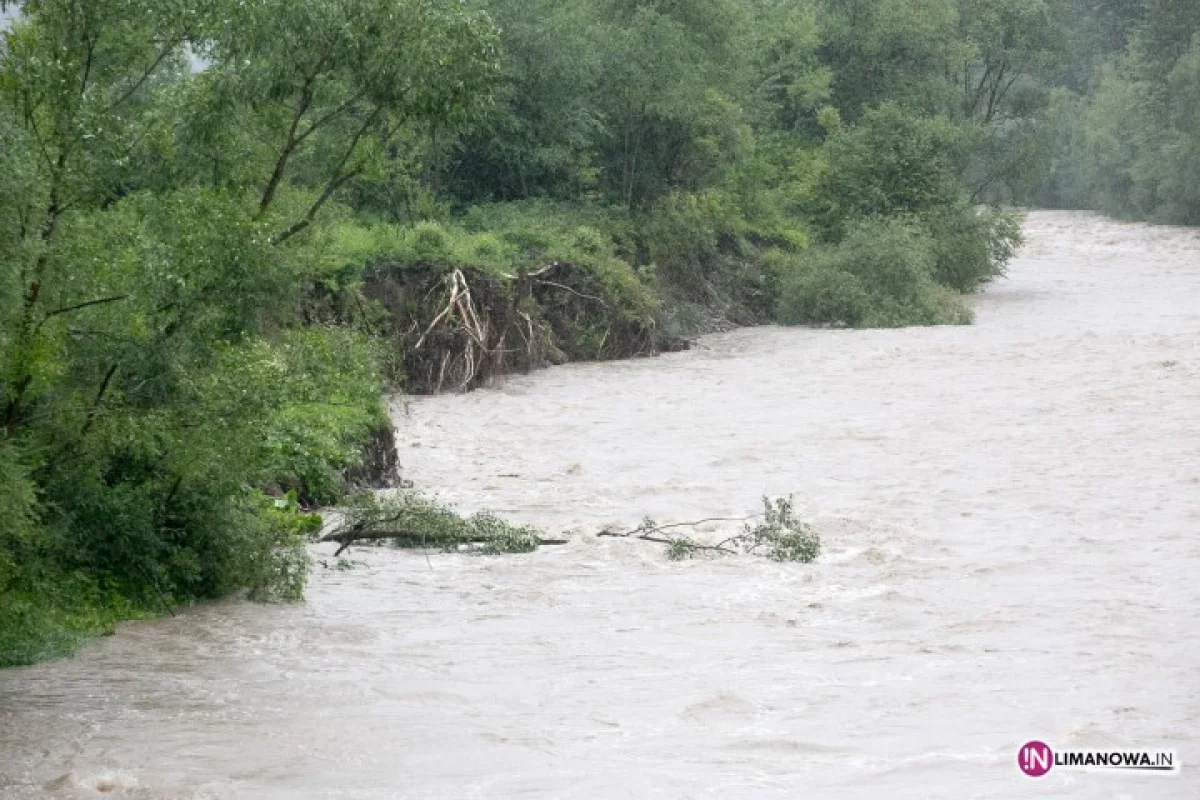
[364,260,670,394]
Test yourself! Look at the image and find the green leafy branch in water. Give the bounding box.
[600,496,820,563]
[321,493,817,563]
[320,492,562,556]
[736,496,821,563]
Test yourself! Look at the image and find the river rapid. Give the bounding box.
[2,211,1198,798]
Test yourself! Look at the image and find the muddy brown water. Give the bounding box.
[2,211,1199,798]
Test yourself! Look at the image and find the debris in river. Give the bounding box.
[598,496,820,562]
[323,493,819,563]
[320,492,566,556]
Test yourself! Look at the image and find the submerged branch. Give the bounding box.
[321,494,816,563]
[602,514,759,538]
[597,529,739,555]
[597,498,820,562]
[320,527,567,556]
[320,492,556,556]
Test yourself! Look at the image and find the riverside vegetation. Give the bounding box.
[0,0,1191,666]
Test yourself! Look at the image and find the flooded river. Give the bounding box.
[2,211,1198,798]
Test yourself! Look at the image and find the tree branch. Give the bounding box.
[984,61,1010,124]
[36,294,130,330]
[270,104,383,245]
[78,362,118,439]
[256,77,318,218]
[602,515,759,538]
[596,529,738,555]
[270,167,362,245]
[80,33,96,98]
[320,528,568,557]
[103,37,183,115]
[293,86,371,145]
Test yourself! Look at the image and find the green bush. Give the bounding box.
[775,217,973,328]
[777,267,870,327]
[0,488,321,667]
[923,205,1024,293]
[807,103,971,242]
[1,191,385,666]
[795,102,1020,300]
[634,187,818,319]
[638,190,744,289]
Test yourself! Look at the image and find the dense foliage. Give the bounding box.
[3,0,1186,665]
[1040,1,1200,222]
[0,0,496,665]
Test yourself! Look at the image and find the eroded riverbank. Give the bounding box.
[2,211,1198,798]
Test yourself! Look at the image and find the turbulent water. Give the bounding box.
[2,211,1199,799]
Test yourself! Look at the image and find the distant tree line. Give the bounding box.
[1041,0,1200,223]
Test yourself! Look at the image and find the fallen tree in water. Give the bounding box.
[320,492,566,556]
[322,493,819,563]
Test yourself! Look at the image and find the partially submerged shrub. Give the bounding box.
[776,266,870,327]
[0,487,319,667]
[736,496,821,563]
[923,205,1024,292]
[0,575,147,668]
[775,217,973,328]
[234,491,323,602]
[258,329,389,505]
[800,103,1021,299]
[325,492,546,555]
[604,495,821,563]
